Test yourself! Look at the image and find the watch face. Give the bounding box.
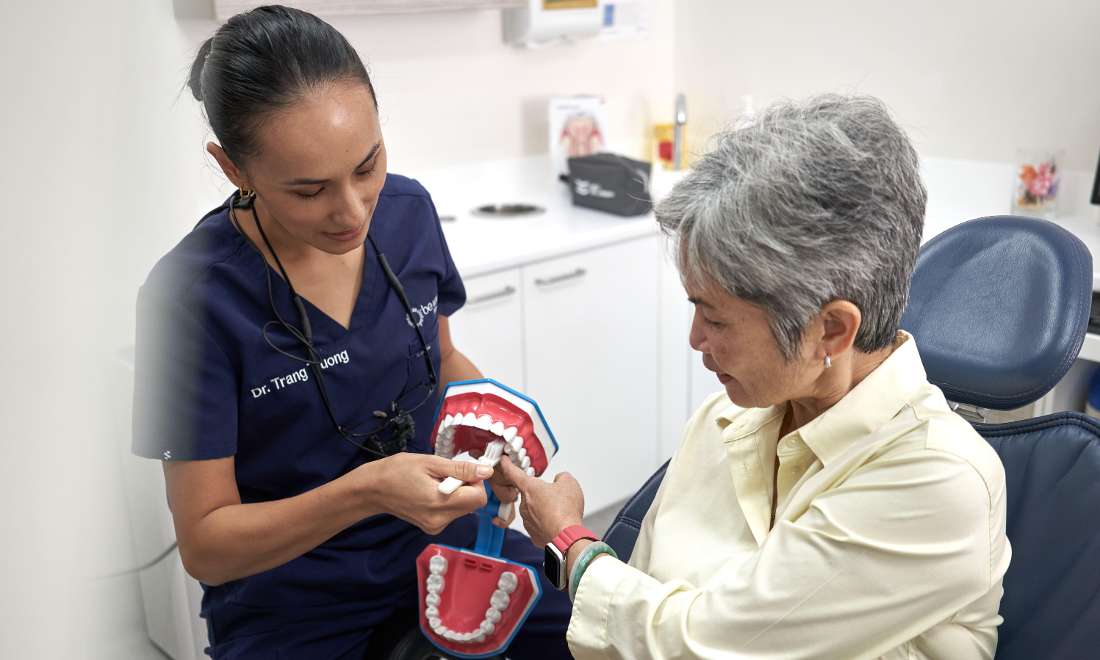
[543,544,567,590]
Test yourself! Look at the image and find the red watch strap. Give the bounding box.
[551,524,598,553]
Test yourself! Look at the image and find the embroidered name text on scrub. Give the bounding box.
[250,349,351,399]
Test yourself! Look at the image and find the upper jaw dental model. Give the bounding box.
[417,378,560,658]
[431,378,559,494]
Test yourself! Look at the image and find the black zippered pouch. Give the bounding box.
[565,153,652,217]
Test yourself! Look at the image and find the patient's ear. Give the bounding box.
[818,301,861,360]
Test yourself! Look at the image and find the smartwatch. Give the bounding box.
[543,525,599,590]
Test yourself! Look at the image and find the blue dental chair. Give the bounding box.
[604,216,1100,660]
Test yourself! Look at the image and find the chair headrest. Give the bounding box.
[900,215,1092,410]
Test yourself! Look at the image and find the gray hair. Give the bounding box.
[656,94,927,360]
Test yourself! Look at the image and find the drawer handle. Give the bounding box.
[535,267,587,287]
[467,285,517,306]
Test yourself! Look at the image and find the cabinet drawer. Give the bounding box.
[448,268,525,390]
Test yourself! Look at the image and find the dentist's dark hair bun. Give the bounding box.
[186,4,376,165]
[187,37,214,103]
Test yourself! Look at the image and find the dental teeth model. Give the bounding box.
[438,440,505,495]
[417,379,557,658]
[431,379,559,493]
[422,552,526,645]
[417,545,541,655]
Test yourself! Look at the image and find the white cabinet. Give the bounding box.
[448,268,525,390]
[523,236,660,513]
[657,237,693,462]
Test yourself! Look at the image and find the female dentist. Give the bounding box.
[131,6,570,658]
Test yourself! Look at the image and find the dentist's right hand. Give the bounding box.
[358,452,493,534]
[166,452,493,587]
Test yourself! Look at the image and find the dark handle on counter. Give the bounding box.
[534,267,587,287]
[467,285,517,306]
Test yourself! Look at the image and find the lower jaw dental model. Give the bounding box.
[416,378,559,658]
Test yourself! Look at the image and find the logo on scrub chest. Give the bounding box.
[406,295,438,328]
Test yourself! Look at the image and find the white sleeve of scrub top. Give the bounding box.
[565,450,999,660]
[132,286,238,461]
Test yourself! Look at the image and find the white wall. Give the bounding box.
[0,0,151,656]
[675,0,1100,173]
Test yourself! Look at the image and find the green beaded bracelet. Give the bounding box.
[568,541,618,602]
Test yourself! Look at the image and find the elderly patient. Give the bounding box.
[500,94,1010,660]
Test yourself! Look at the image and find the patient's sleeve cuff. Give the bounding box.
[565,554,634,654]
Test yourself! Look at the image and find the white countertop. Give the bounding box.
[414,154,1100,285]
[413,156,669,278]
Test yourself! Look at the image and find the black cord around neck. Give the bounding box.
[228,190,435,460]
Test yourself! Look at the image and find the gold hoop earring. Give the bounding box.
[234,187,256,210]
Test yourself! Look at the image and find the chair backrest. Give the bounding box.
[978,414,1100,660]
[603,457,669,562]
[605,216,1100,658]
[900,216,1091,411]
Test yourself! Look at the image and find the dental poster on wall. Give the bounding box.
[549,95,608,176]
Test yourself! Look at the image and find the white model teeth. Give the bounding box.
[425,569,520,645]
[430,555,448,575]
[436,409,546,480]
[490,589,510,610]
[427,575,445,593]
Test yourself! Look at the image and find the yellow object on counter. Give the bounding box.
[651,123,691,171]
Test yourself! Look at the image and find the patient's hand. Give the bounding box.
[488,469,518,528]
[499,459,584,548]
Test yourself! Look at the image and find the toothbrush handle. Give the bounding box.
[438,476,464,494]
[474,484,506,557]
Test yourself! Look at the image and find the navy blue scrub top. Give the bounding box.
[132,174,467,647]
